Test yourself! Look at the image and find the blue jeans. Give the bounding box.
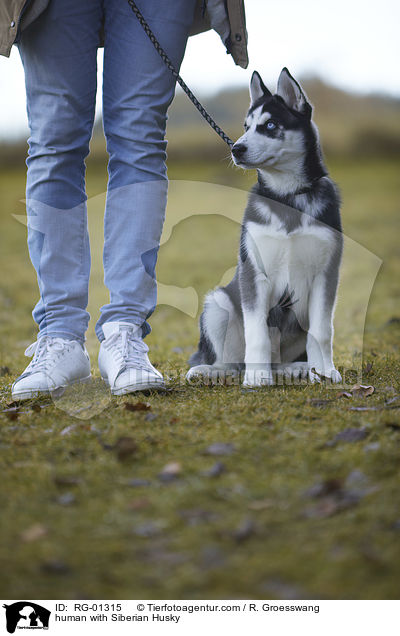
[18,0,196,342]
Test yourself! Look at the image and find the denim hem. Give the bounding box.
[37,330,86,345]
[96,317,150,342]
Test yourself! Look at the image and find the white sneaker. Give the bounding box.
[12,336,91,401]
[98,321,165,395]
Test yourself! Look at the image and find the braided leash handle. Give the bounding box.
[127,0,234,148]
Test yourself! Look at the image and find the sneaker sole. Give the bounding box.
[11,374,92,401]
[101,376,166,396]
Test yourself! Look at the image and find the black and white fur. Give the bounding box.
[187,68,343,386]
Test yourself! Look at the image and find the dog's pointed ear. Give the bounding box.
[276,68,312,117]
[250,71,271,106]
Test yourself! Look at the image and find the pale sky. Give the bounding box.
[0,0,399,140]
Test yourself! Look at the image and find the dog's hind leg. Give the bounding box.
[186,288,244,384]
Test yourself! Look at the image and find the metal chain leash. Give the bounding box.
[127,0,234,148]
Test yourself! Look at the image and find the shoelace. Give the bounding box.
[24,337,72,374]
[103,328,153,371]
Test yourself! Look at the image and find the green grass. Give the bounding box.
[0,157,399,600]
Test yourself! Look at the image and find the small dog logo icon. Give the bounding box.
[2,602,51,633]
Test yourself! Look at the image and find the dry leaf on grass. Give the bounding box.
[40,560,70,575]
[348,395,400,411]
[60,424,77,436]
[345,469,370,488]
[303,496,359,519]
[304,478,343,498]
[385,396,400,406]
[56,493,76,506]
[202,461,226,478]
[386,316,400,326]
[126,478,152,487]
[114,436,138,461]
[201,545,226,569]
[348,406,379,411]
[309,385,375,409]
[127,497,151,511]
[303,478,362,519]
[6,410,19,421]
[325,427,370,446]
[233,518,256,543]
[124,402,151,412]
[2,403,22,420]
[350,384,375,397]
[204,442,235,456]
[1,402,50,417]
[248,498,274,511]
[20,523,48,543]
[4,401,22,409]
[158,461,182,482]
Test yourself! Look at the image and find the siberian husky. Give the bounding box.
[187,68,343,387]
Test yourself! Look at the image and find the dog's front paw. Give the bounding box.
[309,367,342,384]
[243,368,274,387]
[328,368,342,384]
[185,365,212,382]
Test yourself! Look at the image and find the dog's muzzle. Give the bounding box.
[231,143,247,161]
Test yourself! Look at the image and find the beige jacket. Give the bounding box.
[0,0,248,68]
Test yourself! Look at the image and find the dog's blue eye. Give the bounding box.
[266,120,277,130]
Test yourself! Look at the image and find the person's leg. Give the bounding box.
[18,0,103,343]
[96,0,197,342]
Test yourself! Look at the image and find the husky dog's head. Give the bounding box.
[232,68,325,192]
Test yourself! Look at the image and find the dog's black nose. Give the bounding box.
[232,143,247,158]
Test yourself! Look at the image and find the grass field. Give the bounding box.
[0,156,399,600]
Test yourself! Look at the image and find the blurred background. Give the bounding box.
[1,0,400,149]
[1,0,400,602]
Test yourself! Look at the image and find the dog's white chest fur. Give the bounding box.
[245,213,333,316]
